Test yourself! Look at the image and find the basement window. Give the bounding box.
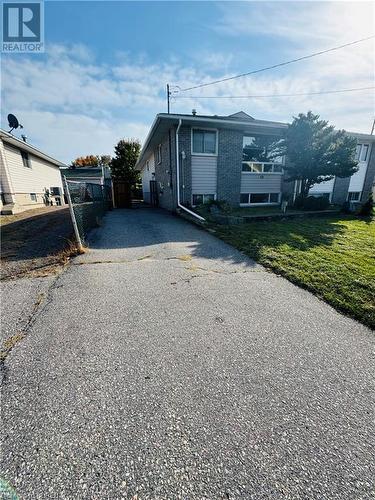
[21,151,31,168]
[192,194,215,206]
[240,193,280,205]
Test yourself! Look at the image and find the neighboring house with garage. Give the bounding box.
[0,129,66,214]
[136,111,375,213]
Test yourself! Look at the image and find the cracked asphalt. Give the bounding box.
[1,207,374,499]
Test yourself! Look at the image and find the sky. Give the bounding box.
[1,1,374,164]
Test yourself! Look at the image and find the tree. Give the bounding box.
[110,139,141,207]
[99,155,111,166]
[275,112,358,199]
[70,154,112,168]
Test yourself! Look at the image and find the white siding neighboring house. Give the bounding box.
[140,154,155,203]
[0,130,66,214]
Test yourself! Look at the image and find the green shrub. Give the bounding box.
[293,195,330,211]
[359,193,374,216]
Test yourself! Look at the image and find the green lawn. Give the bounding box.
[213,215,375,329]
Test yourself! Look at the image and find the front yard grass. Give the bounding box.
[213,215,375,329]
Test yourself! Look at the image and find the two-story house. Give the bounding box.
[136,112,375,214]
[0,129,66,214]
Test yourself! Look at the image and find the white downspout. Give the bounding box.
[176,119,205,222]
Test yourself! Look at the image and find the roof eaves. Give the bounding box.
[0,129,66,167]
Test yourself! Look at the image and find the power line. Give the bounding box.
[178,36,375,92]
[174,86,375,99]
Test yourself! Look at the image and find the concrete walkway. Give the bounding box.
[1,208,374,499]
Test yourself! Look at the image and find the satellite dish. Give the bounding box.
[7,114,23,133]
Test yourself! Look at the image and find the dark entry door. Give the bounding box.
[149,180,159,207]
[113,181,131,208]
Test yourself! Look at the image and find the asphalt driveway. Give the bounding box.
[1,207,374,499]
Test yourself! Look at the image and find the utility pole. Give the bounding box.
[166,83,171,114]
[371,117,375,135]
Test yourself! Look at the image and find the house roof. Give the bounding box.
[61,167,103,178]
[136,112,288,169]
[0,129,66,167]
[136,112,375,169]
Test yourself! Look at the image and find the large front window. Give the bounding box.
[192,129,217,155]
[240,192,280,205]
[242,135,283,172]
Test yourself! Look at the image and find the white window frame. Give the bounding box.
[191,128,218,156]
[360,144,369,162]
[240,192,281,206]
[356,143,370,163]
[157,144,162,164]
[191,193,216,206]
[241,161,284,174]
[347,191,361,202]
[30,193,37,202]
[21,150,31,168]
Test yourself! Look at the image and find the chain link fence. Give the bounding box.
[64,178,112,248]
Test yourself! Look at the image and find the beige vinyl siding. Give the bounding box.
[0,142,14,202]
[4,144,63,195]
[241,173,282,193]
[191,156,217,194]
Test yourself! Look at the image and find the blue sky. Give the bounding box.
[1,1,374,163]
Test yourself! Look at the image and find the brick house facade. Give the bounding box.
[137,112,375,212]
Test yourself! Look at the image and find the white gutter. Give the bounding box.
[176,119,205,222]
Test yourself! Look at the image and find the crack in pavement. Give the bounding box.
[0,272,64,385]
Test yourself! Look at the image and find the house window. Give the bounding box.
[21,151,31,168]
[250,193,270,204]
[356,144,370,162]
[192,129,217,155]
[192,193,215,206]
[30,193,37,201]
[50,187,61,196]
[360,145,369,162]
[348,191,361,201]
[243,136,283,163]
[242,162,283,173]
[157,144,162,164]
[269,193,280,203]
[146,160,150,171]
[240,193,280,205]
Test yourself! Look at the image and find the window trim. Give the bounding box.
[21,150,31,168]
[191,193,216,206]
[241,161,284,174]
[191,127,218,156]
[157,144,162,164]
[347,191,361,202]
[356,143,370,163]
[240,192,281,206]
